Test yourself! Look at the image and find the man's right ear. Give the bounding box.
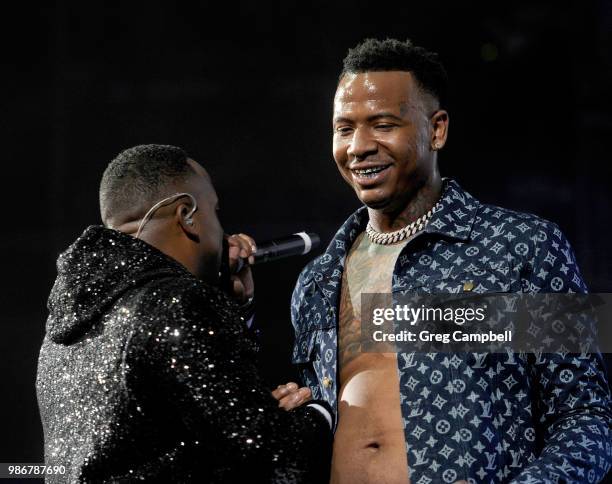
[176,204,199,241]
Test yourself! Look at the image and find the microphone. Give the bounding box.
[252,232,320,265]
[224,232,321,279]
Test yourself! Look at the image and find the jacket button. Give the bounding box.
[463,281,474,292]
[322,377,333,388]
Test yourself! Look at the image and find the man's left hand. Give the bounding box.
[272,382,312,411]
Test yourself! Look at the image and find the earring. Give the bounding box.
[432,142,441,151]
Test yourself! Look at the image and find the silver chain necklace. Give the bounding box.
[366,201,440,245]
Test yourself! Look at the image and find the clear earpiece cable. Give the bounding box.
[135,192,197,239]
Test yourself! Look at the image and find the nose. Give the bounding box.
[346,127,377,160]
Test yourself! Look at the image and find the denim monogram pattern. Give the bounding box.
[291,179,612,483]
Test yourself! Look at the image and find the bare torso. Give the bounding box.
[331,233,410,484]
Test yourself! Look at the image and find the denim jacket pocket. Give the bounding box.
[395,260,520,294]
[292,328,319,364]
[292,303,337,361]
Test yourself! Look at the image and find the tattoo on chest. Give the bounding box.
[338,234,407,372]
[339,239,385,369]
[338,275,363,370]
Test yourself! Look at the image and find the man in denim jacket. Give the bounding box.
[290,38,612,483]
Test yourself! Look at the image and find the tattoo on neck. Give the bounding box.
[373,182,441,232]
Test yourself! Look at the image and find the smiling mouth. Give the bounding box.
[351,165,391,178]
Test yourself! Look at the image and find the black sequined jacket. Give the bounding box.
[36,226,332,483]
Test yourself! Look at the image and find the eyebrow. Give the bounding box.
[333,112,405,124]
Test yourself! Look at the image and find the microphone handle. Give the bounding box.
[255,239,304,264]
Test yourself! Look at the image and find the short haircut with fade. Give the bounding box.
[340,38,448,107]
[99,144,194,227]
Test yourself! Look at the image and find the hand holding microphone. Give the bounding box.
[222,232,321,302]
[225,233,257,303]
[232,232,321,270]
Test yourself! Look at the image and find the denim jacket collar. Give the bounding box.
[318,179,478,271]
[308,179,479,310]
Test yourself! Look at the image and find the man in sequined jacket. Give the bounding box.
[36,144,333,483]
[290,39,612,483]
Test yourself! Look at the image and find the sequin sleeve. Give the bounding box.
[127,279,332,483]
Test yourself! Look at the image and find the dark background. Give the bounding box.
[1,0,611,478]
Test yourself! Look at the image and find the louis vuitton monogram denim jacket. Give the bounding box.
[291,179,612,483]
